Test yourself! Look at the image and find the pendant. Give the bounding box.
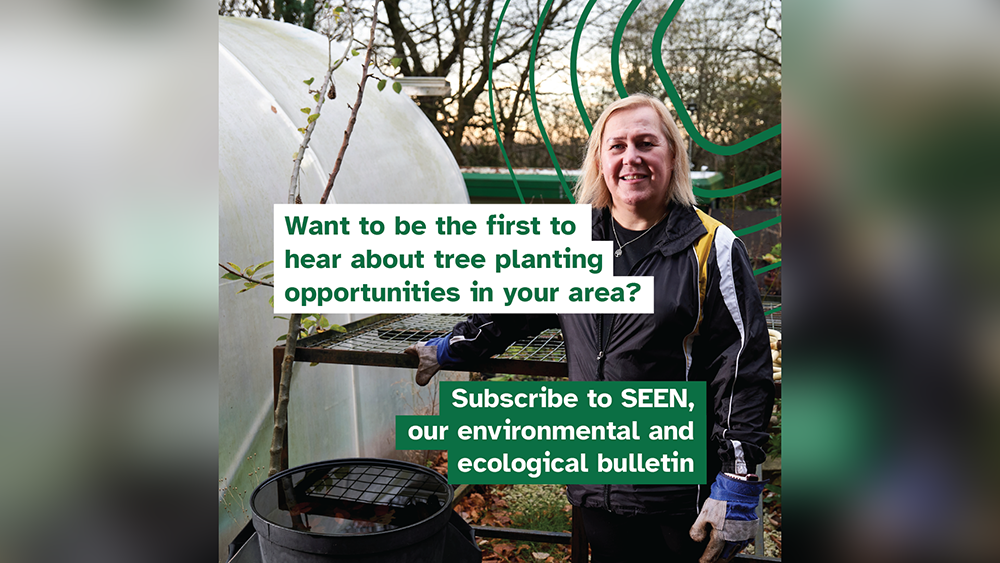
[615,248,623,257]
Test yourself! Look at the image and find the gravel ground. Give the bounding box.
[739,505,781,559]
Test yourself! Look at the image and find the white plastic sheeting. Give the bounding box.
[218,16,467,557]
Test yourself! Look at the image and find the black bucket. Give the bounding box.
[250,458,480,563]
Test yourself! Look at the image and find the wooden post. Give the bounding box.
[571,506,588,562]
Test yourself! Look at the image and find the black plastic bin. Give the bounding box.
[249,458,481,563]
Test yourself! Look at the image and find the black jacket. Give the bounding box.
[443,205,774,516]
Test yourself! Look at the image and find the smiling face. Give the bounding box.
[600,106,674,219]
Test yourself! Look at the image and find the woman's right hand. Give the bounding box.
[403,340,444,386]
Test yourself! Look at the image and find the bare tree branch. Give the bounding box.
[219,262,275,287]
[289,6,356,204]
[270,1,381,476]
[734,45,781,67]
[320,0,381,204]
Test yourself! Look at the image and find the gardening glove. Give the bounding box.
[690,472,767,563]
[404,334,460,386]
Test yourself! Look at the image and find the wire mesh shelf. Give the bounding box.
[289,303,777,379]
[493,329,566,363]
[311,313,467,355]
[292,313,569,377]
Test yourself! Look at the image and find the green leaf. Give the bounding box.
[237,287,251,294]
[274,316,288,320]
[390,57,401,68]
[277,334,288,341]
[334,6,344,13]
[261,273,274,280]
[377,79,386,91]
[244,281,259,289]
[258,260,274,269]
[297,127,307,134]
[268,295,274,307]
[313,92,320,102]
[303,77,315,85]
[392,81,402,94]
[331,324,347,333]
[292,151,298,159]
[300,107,311,114]
[227,262,241,271]
[351,49,359,56]
[221,272,240,281]
[318,315,330,329]
[309,362,320,367]
[307,113,320,123]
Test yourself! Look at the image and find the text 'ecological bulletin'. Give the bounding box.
[396,382,706,485]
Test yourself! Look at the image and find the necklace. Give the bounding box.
[611,210,668,258]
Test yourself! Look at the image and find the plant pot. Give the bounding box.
[250,458,479,563]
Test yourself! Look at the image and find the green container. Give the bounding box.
[462,168,578,203]
[691,171,725,206]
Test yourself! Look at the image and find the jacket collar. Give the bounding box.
[591,203,706,258]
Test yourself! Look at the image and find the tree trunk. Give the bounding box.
[268,313,301,476]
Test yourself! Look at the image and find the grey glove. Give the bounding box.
[403,338,445,386]
[690,472,767,563]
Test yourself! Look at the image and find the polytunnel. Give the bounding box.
[218,16,468,558]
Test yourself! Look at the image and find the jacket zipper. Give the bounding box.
[597,208,697,513]
[596,316,606,381]
[597,313,611,509]
[597,215,668,512]
[601,248,666,511]
[596,244,655,382]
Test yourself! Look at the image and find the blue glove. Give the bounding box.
[689,472,767,563]
[403,334,462,386]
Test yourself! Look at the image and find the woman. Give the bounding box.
[407,94,774,563]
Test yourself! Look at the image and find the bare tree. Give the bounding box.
[379,0,578,164]
[220,0,273,19]
[219,0,388,476]
[222,1,583,167]
[220,0,322,29]
[595,0,781,199]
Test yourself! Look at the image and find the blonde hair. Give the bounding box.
[574,94,695,209]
